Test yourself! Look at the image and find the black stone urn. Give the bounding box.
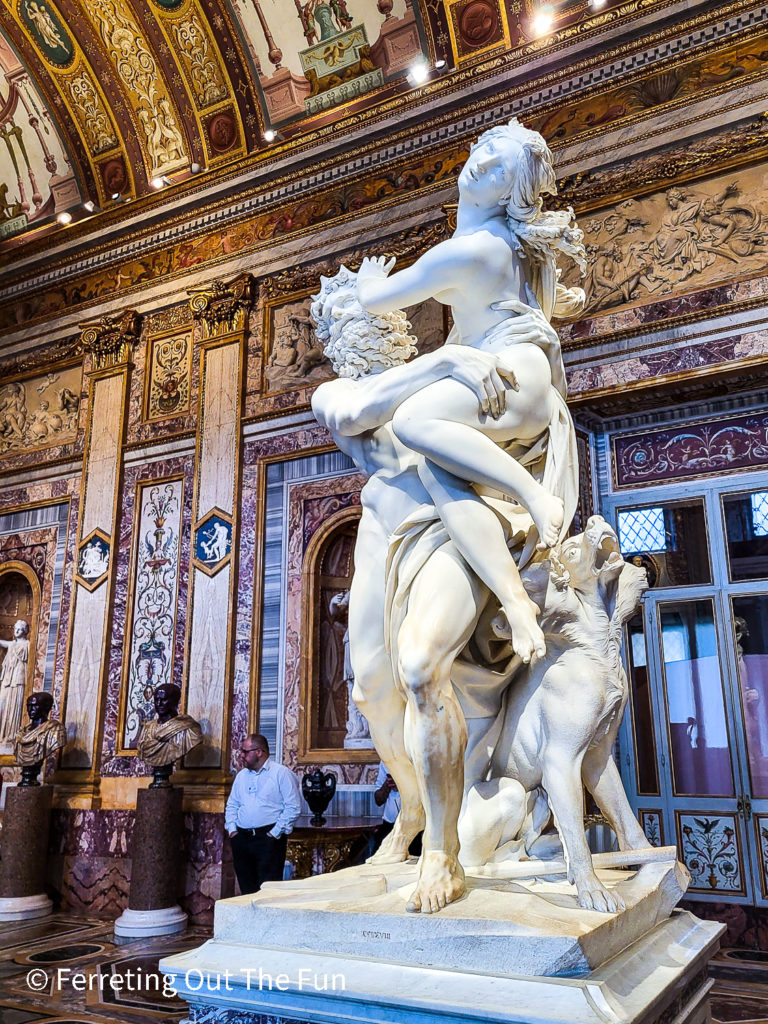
[302,768,336,826]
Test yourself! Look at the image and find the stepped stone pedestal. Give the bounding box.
[114,786,187,939]
[0,784,54,921]
[160,857,724,1024]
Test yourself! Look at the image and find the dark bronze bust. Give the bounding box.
[14,692,66,786]
[137,683,202,787]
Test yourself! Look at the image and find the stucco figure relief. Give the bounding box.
[311,119,657,916]
[568,171,768,315]
[0,367,80,456]
[265,295,331,393]
[68,73,118,156]
[0,619,31,744]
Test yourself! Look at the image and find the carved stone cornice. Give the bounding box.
[78,310,142,371]
[188,273,256,339]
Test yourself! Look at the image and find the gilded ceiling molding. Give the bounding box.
[188,272,256,337]
[149,0,244,168]
[81,0,190,178]
[77,310,143,369]
[558,111,768,211]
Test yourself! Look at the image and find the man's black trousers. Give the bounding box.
[231,824,287,894]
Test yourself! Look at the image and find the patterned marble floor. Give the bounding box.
[0,914,766,1023]
[0,913,210,1023]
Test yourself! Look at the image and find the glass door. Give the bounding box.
[608,487,766,904]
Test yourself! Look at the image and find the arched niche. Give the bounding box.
[299,505,373,763]
[0,560,40,756]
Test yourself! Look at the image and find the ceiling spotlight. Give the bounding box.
[408,60,430,85]
[531,6,555,35]
[111,192,123,202]
[263,129,277,143]
[83,200,96,213]
[151,175,171,189]
[56,211,72,226]
[434,58,447,70]
[589,0,607,7]
[190,162,204,174]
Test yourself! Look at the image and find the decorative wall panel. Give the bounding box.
[0,365,81,458]
[639,809,665,848]
[145,328,193,422]
[677,811,746,896]
[121,478,184,751]
[758,815,768,901]
[562,160,768,317]
[612,411,768,489]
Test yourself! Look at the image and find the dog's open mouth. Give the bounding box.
[593,530,623,573]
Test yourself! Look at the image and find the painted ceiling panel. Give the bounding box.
[229,0,426,126]
[0,27,82,239]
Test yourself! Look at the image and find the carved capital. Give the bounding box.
[78,310,142,371]
[188,273,256,338]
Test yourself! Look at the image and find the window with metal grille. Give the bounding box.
[618,506,667,554]
[751,492,768,538]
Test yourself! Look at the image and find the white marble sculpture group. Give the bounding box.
[311,119,654,916]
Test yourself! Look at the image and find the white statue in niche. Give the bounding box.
[311,119,655,915]
[0,619,31,743]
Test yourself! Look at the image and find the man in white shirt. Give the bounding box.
[225,734,301,894]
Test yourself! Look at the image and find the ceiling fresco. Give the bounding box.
[0,0,736,247]
[0,29,81,239]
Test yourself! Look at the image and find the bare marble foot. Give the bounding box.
[572,869,626,914]
[529,493,565,551]
[367,810,425,865]
[492,596,545,664]
[406,851,466,914]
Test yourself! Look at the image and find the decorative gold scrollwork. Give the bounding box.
[187,272,256,338]
[78,309,142,370]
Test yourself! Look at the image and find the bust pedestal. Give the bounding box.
[114,786,187,939]
[0,784,54,921]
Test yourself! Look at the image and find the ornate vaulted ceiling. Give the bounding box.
[0,0,655,247]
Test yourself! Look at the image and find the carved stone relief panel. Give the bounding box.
[263,289,332,397]
[563,160,768,317]
[0,364,81,458]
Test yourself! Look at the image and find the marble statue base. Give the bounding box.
[214,855,690,977]
[114,905,188,940]
[0,893,53,922]
[161,909,722,1024]
[160,854,723,1024]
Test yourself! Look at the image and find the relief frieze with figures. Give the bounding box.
[0,364,81,458]
[560,159,768,318]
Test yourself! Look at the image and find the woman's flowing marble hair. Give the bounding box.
[475,119,586,276]
[311,265,417,379]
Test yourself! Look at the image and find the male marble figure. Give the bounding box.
[312,119,587,912]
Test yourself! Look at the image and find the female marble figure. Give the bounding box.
[356,119,585,664]
[0,619,31,742]
[311,119,586,914]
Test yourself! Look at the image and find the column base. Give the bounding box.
[0,893,53,921]
[114,905,188,939]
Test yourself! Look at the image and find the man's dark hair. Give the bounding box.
[248,733,269,754]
